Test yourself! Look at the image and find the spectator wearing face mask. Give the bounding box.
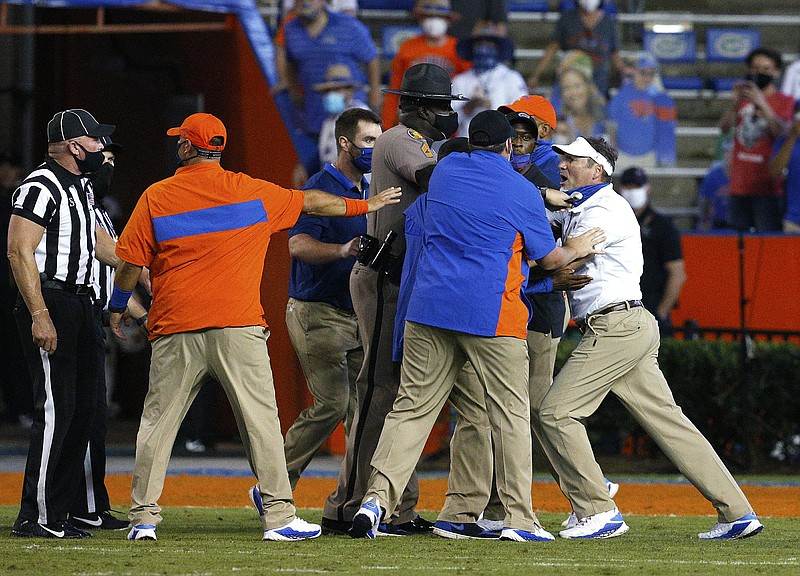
[382,0,471,129]
[528,0,623,97]
[720,47,794,232]
[606,54,677,172]
[450,23,527,138]
[316,64,372,168]
[618,166,686,337]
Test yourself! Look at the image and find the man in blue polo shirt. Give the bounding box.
[283,108,383,489]
[349,110,604,542]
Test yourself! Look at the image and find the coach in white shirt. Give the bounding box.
[537,136,763,541]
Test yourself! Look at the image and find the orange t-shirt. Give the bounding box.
[116,163,305,339]
[381,35,472,129]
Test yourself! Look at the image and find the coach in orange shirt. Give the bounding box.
[108,113,400,542]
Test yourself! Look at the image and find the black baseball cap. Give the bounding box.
[468,110,514,147]
[47,109,115,143]
[619,166,648,187]
[100,135,125,156]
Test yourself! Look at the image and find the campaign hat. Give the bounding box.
[382,63,468,100]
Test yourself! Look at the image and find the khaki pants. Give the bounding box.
[323,264,419,525]
[538,306,753,521]
[284,299,362,489]
[483,329,561,521]
[367,321,539,530]
[129,327,295,530]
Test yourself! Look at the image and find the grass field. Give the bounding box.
[1,506,797,576]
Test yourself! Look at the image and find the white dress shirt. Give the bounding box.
[550,184,643,321]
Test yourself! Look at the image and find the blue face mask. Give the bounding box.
[323,91,347,115]
[510,152,532,172]
[350,144,373,174]
[472,43,499,74]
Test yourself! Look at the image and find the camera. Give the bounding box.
[357,231,397,271]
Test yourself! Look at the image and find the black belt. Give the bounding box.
[41,279,91,296]
[577,300,643,332]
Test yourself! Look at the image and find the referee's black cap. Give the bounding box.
[47,109,116,143]
[100,136,125,156]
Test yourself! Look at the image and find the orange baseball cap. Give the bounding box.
[167,113,227,152]
[498,95,557,130]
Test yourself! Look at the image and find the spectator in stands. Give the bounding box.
[720,47,794,232]
[498,95,561,184]
[448,0,508,40]
[282,0,357,18]
[697,140,732,231]
[527,0,623,97]
[274,0,381,171]
[382,0,471,129]
[618,167,686,337]
[316,64,371,169]
[780,55,800,102]
[548,49,594,115]
[607,53,677,171]
[769,101,800,233]
[451,23,527,137]
[553,65,608,145]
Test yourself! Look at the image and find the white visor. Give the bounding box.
[552,137,614,176]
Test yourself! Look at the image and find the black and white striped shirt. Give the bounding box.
[91,204,117,309]
[11,157,96,287]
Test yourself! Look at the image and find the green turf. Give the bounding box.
[1,506,796,575]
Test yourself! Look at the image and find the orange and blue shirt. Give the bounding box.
[116,162,304,339]
[405,150,555,339]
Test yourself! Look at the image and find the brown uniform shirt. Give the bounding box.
[367,124,436,256]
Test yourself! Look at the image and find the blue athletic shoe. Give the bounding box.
[499,524,555,542]
[263,517,321,541]
[249,485,265,517]
[698,513,763,540]
[433,520,501,540]
[127,524,157,541]
[348,497,382,539]
[559,508,629,539]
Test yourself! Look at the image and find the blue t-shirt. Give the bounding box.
[606,83,677,164]
[283,12,377,134]
[288,164,367,309]
[532,139,561,185]
[698,161,730,228]
[406,151,556,339]
[773,135,800,225]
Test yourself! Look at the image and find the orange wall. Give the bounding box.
[673,234,800,334]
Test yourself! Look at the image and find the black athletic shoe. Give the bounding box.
[396,515,434,533]
[321,517,352,535]
[70,510,129,531]
[11,518,85,539]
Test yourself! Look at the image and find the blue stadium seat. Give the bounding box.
[381,25,421,60]
[508,0,549,11]
[360,0,415,9]
[706,28,761,62]
[644,30,703,91]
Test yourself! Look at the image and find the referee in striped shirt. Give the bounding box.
[7,109,115,539]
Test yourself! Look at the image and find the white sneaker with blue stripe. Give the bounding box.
[127,524,157,541]
[604,477,619,499]
[249,484,266,527]
[499,523,555,542]
[348,497,382,539]
[698,513,763,540]
[559,508,629,539]
[262,517,322,541]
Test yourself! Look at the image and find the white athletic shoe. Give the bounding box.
[560,511,578,529]
[499,523,556,542]
[127,524,157,541]
[476,517,505,532]
[698,513,763,540]
[559,508,629,539]
[605,478,620,499]
[262,517,322,541]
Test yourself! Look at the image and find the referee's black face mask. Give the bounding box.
[73,142,106,174]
